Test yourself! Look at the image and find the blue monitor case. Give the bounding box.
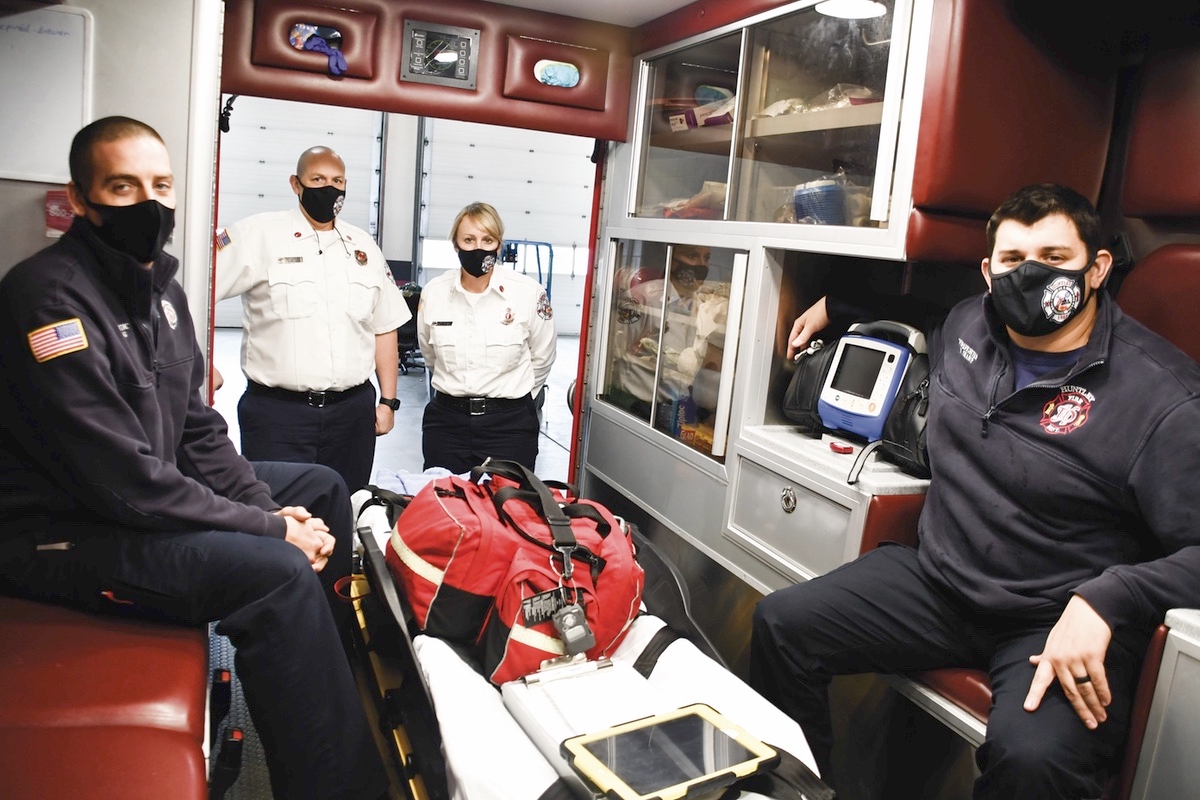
[816,323,923,442]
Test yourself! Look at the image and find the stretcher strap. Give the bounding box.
[631,625,682,678]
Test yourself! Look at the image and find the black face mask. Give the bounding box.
[672,264,708,292]
[297,182,345,224]
[458,247,498,278]
[989,259,1093,337]
[86,198,175,263]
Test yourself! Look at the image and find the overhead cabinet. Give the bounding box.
[580,0,935,595]
[633,0,913,236]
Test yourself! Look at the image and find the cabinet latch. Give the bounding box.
[780,486,797,514]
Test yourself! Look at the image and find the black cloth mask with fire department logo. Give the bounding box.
[988,259,1094,337]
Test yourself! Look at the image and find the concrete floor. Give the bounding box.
[210,328,580,486]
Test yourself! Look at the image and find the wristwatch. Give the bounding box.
[379,397,401,410]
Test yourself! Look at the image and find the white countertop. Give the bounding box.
[741,425,930,496]
[1165,608,1200,641]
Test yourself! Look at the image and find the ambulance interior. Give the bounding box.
[1,1,1200,799]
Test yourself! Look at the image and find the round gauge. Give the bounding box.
[422,34,465,76]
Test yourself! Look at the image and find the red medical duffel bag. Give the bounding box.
[384,459,644,683]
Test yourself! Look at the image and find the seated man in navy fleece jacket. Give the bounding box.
[750,183,1200,799]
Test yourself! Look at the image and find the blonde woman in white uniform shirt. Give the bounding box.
[215,146,410,492]
[418,202,557,474]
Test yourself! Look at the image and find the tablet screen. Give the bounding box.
[564,705,777,799]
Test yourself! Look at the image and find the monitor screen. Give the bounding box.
[829,343,886,399]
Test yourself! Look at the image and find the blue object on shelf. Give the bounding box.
[793,181,846,225]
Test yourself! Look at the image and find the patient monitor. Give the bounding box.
[817,320,926,442]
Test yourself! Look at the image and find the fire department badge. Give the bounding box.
[1040,385,1094,435]
[160,299,179,330]
[354,249,368,265]
[502,307,514,325]
[537,292,553,320]
[1041,277,1082,324]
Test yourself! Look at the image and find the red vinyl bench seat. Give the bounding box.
[0,596,210,800]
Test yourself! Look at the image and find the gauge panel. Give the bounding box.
[401,20,480,90]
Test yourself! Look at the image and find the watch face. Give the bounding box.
[402,21,479,90]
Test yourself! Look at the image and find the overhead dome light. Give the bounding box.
[815,0,888,19]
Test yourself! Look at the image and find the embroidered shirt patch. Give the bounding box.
[537,292,554,320]
[1040,385,1094,435]
[28,318,88,363]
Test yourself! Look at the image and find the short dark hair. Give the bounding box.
[985,184,1104,261]
[68,116,164,195]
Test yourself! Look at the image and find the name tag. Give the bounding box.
[432,321,453,326]
[277,256,304,264]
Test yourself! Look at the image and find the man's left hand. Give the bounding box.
[1024,595,1113,729]
[375,404,395,436]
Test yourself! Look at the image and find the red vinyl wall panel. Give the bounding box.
[222,0,634,142]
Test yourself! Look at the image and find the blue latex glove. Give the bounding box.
[303,36,348,76]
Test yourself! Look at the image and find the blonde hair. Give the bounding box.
[449,202,504,247]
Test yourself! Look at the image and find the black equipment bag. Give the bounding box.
[783,319,931,480]
[781,338,837,436]
[878,351,931,478]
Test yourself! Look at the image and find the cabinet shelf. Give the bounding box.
[745,102,885,140]
[648,123,734,155]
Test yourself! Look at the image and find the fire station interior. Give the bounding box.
[2,1,1200,799]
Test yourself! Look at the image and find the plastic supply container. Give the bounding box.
[793,180,847,225]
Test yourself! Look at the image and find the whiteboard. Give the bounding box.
[0,6,93,183]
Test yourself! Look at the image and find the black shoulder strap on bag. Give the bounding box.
[474,459,581,579]
[359,484,412,528]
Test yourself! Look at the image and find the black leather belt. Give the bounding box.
[247,380,369,408]
[433,393,528,416]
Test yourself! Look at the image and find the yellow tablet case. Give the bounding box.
[559,703,780,800]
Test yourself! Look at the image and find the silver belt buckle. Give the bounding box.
[468,397,486,416]
[308,391,328,408]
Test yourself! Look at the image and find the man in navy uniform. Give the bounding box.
[752,184,1200,798]
[0,117,388,800]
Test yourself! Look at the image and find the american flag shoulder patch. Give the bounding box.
[215,228,232,250]
[28,318,88,363]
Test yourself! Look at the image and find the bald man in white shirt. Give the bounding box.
[215,146,410,491]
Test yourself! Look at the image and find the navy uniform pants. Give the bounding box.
[749,544,1143,800]
[0,461,387,800]
[239,383,377,493]
[422,395,540,475]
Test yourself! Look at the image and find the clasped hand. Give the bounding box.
[277,505,335,572]
[1024,594,1113,729]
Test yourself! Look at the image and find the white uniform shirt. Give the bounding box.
[215,208,410,392]
[418,267,557,399]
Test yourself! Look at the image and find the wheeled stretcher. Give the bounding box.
[350,489,829,800]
